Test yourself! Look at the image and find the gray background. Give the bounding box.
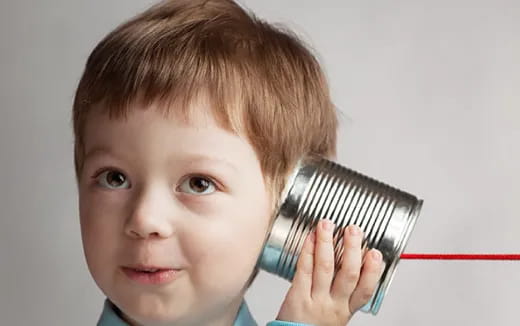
[1,0,519,325]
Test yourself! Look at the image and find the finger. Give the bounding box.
[312,219,336,298]
[290,230,316,295]
[331,225,363,300]
[349,249,385,312]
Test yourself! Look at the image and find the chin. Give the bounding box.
[117,299,192,326]
[124,314,179,326]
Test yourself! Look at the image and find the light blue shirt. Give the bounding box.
[97,299,313,326]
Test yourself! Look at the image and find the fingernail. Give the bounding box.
[371,250,382,261]
[350,225,361,236]
[323,219,334,231]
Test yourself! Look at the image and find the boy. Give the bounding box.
[72,0,385,325]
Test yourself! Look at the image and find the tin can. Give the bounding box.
[257,154,423,315]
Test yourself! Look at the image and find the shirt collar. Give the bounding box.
[97,299,258,326]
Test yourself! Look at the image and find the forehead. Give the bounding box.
[81,101,255,170]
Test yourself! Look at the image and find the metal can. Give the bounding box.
[257,154,423,315]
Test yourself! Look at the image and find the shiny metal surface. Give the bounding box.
[257,154,423,315]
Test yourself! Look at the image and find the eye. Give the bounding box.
[96,169,130,189]
[178,176,216,195]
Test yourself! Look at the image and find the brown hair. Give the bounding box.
[72,0,338,290]
[72,0,338,207]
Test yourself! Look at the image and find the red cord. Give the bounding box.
[401,253,520,260]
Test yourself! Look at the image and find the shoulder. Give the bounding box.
[266,321,316,326]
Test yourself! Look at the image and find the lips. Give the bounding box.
[122,265,181,285]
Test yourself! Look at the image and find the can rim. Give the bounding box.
[254,155,308,271]
[368,198,423,314]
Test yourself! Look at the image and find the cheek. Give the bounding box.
[79,187,123,244]
[185,230,257,297]
[79,192,120,280]
[183,202,272,295]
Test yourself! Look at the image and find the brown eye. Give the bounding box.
[179,176,216,195]
[98,170,129,189]
[190,177,210,192]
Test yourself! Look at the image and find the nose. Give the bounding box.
[124,186,176,239]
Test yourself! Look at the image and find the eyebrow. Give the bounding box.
[83,146,119,163]
[181,153,238,173]
[83,146,238,172]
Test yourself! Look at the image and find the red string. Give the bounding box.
[401,253,520,260]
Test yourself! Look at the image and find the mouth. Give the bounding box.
[121,265,182,285]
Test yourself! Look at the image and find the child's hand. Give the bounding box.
[275,220,385,326]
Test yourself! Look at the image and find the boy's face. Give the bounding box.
[78,99,273,325]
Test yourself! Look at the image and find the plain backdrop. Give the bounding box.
[1,0,519,325]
